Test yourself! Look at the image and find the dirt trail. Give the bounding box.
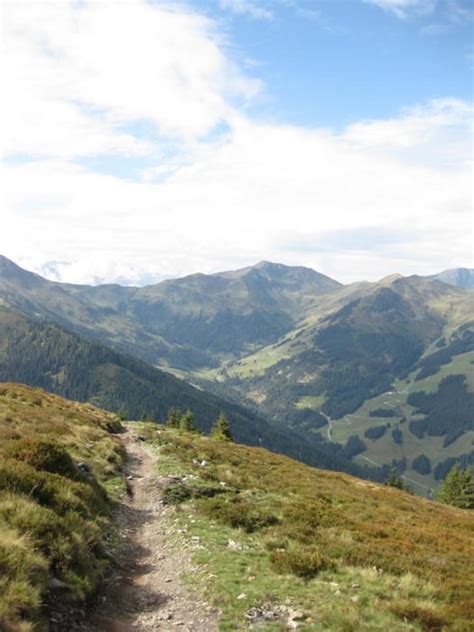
[79,430,218,632]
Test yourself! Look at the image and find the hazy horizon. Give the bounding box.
[2,252,473,288]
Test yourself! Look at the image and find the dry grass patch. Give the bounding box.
[0,383,126,631]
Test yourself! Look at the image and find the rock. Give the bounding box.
[245,603,287,623]
[237,593,247,600]
[200,460,208,467]
[227,539,242,551]
[288,609,304,621]
[47,577,72,591]
[351,596,359,603]
[160,610,173,620]
[75,462,93,479]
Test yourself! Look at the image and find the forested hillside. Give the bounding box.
[0,304,385,481]
[0,256,341,370]
[1,256,473,495]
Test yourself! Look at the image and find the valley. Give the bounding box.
[1,255,473,495]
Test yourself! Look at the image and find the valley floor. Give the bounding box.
[66,429,218,632]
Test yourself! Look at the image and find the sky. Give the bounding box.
[1,0,473,285]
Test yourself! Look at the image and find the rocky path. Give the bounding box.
[79,431,218,632]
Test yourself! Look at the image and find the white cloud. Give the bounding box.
[2,98,471,283]
[366,0,436,18]
[218,0,273,20]
[343,98,473,168]
[1,1,472,284]
[1,0,260,158]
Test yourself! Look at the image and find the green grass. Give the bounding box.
[295,395,326,409]
[327,351,474,494]
[0,383,126,631]
[145,426,474,631]
[223,340,295,380]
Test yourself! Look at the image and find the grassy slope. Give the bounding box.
[222,278,473,386]
[214,280,474,489]
[137,424,474,631]
[0,383,126,631]
[328,351,474,494]
[0,306,389,480]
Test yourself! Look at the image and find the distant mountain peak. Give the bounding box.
[0,255,45,288]
[216,260,343,288]
[254,260,291,270]
[427,267,474,290]
[0,255,20,271]
[377,273,404,285]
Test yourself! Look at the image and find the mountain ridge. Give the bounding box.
[1,255,473,494]
[0,301,382,480]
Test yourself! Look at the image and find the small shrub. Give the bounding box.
[162,482,193,505]
[270,547,335,578]
[281,500,323,542]
[200,495,279,533]
[389,601,447,631]
[5,440,78,479]
[102,418,123,434]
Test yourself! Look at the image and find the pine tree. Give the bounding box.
[211,412,233,441]
[117,404,128,421]
[179,409,196,432]
[166,406,181,427]
[437,465,474,509]
[385,468,409,492]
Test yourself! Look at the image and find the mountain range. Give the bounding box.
[1,255,473,494]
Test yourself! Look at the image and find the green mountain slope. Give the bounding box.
[220,275,473,415]
[0,257,341,370]
[329,349,474,495]
[2,256,473,494]
[0,303,382,480]
[213,276,474,491]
